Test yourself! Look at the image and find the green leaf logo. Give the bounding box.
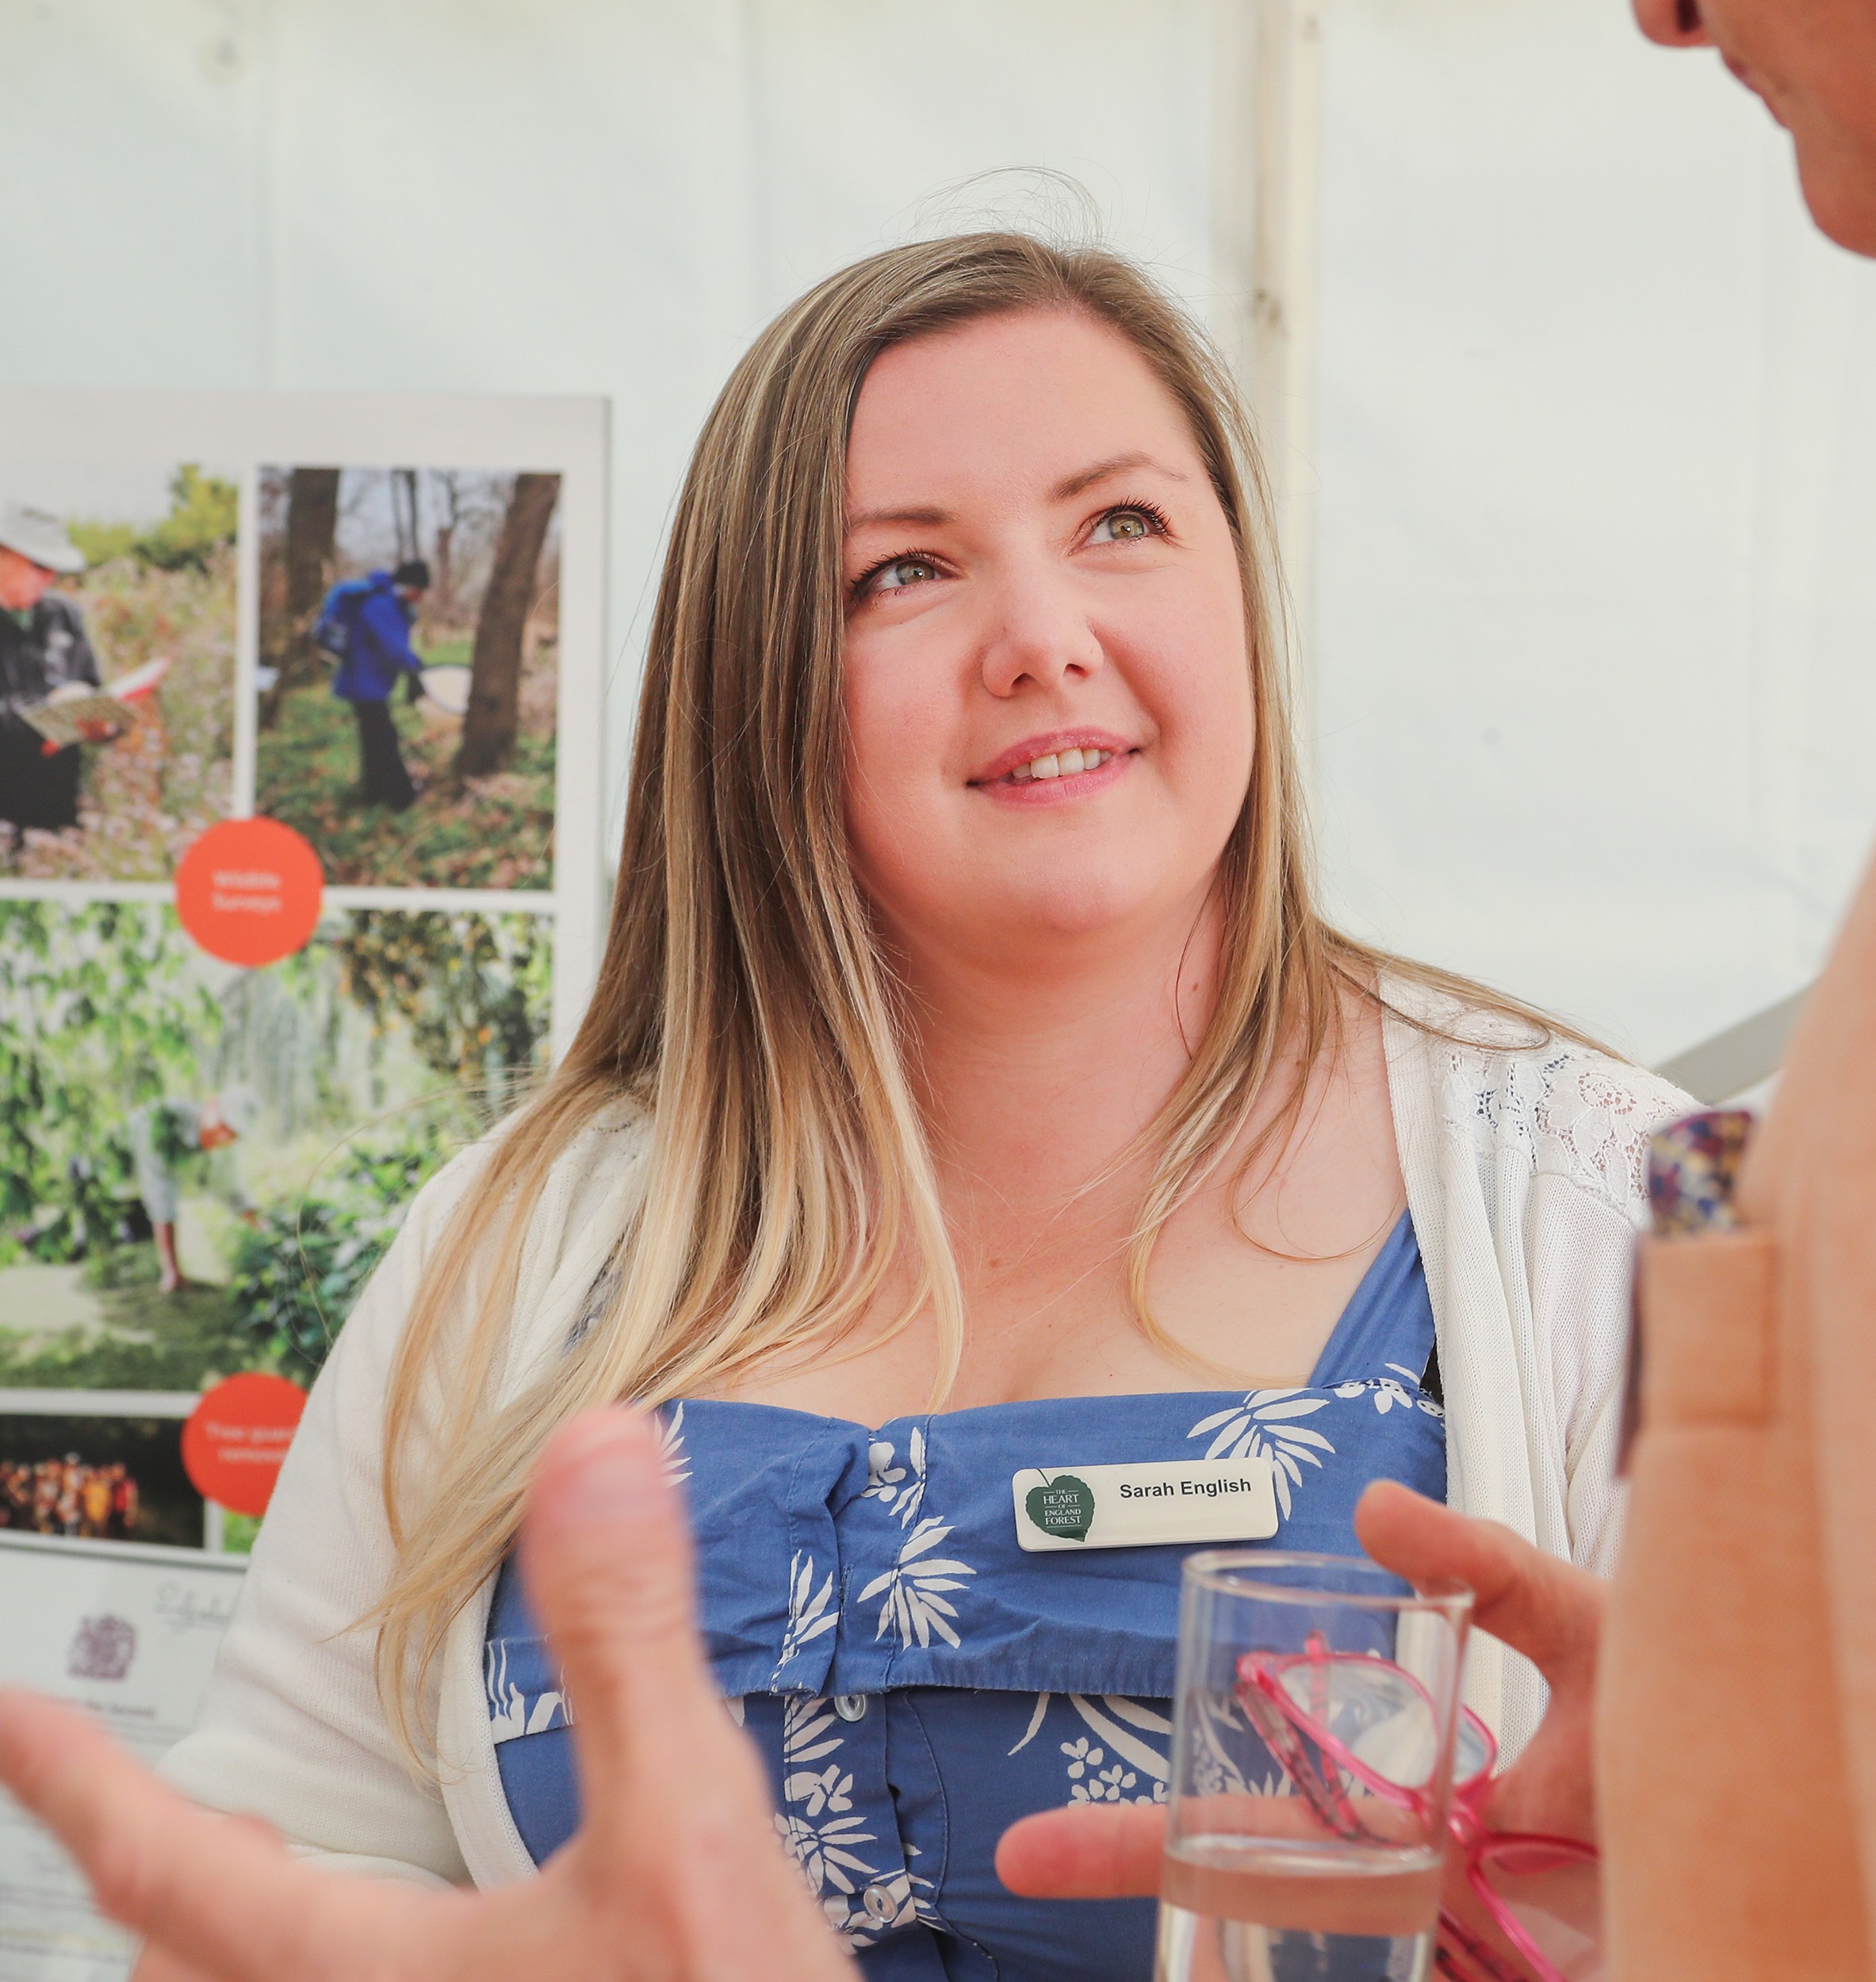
[1025,1472,1096,1542]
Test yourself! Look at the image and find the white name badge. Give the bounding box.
[1011,1459,1280,1552]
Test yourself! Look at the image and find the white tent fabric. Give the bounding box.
[1311,2,1876,1066]
[3,0,1873,1064]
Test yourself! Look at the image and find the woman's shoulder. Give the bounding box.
[356,1096,654,1337]
[401,1095,653,1231]
[323,1096,654,1391]
[1378,968,1694,1216]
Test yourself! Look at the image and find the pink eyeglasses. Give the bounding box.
[1235,1636,1602,1982]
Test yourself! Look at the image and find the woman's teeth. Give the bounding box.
[1009,747,1113,783]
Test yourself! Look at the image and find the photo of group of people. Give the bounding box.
[0,1408,202,1552]
[0,399,599,1562]
[0,1455,141,1541]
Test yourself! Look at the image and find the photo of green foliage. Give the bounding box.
[254,465,558,890]
[0,465,237,882]
[0,899,552,1392]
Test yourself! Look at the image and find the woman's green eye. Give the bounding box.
[868,557,939,593]
[1094,509,1157,542]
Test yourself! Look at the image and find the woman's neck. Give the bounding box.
[894,888,1227,1245]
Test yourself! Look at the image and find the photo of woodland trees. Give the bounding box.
[0,898,551,1393]
[255,465,560,890]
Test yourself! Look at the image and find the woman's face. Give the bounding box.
[840,307,1256,977]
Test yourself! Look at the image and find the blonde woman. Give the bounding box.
[144,235,1679,1979]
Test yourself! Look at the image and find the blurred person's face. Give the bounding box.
[839,306,1255,981]
[1633,0,1876,253]
[0,549,55,613]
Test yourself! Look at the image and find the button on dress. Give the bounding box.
[485,1212,1447,1980]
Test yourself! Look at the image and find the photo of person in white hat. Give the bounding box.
[0,502,121,840]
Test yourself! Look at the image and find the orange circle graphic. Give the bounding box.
[182,1373,308,1519]
[175,817,324,966]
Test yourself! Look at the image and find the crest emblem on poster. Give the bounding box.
[67,1613,138,1682]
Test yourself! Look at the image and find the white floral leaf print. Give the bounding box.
[861,1427,927,1525]
[484,1637,569,1746]
[784,1763,857,1818]
[897,1425,928,1525]
[777,1552,840,1669]
[1060,1733,1101,1777]
[770,1687,943,1950]
[1059,1729,1139,1805]
[858,1516,976,1650]
[1187,1691,1297,1804]
[484,1639,529,1741]
[1188,1391,1338,1518]
[1327,1366,1444,1419]
[1187,1404,1243,1438]
[864,1441,905,1493]
[655,1401,691,1485]
[818,1867,941,1947]
[780,1697,841,1766]
[1069,1695,1171,1802]
[1008,1692,1052,1756]
[774,1811,879,1897]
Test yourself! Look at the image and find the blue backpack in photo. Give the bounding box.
[312,577,373,661]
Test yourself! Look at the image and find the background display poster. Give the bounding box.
[0,1529,246,1982]
[0,391,607,1515]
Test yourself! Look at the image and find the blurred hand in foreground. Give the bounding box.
[997,1479,1605,1906]
[0,1408,856,1982]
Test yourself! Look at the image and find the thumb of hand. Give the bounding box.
[519,1408,730,1829]
[515,1409,853,1978]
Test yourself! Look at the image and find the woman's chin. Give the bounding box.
[961,871,1196,955]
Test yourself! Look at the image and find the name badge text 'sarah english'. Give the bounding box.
[1012,1458,1281,1552]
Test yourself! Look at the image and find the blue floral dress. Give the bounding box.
[484,1212,1447,1981]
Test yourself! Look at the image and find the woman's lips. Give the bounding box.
[970,730,1138,786]
[974,746,1137,805]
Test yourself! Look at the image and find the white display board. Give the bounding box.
[0,388,608,1050]
[0,1537,246,1982]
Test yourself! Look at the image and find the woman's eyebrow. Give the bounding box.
[1050,451,1190,501]
[847,503,949,534]
[846,453,1190,536]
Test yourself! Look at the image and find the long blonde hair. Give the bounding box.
[372,231,1564,1763]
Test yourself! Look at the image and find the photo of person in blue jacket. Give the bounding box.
[321,559,431,811]
[256,464,560,890]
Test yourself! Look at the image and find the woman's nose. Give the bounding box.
[1633,0,1711,48]
[976,566,1105,698]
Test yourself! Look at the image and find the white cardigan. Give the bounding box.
[160,976,1690,1890]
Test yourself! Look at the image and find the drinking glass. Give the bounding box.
[1155,1550,1472,1982]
